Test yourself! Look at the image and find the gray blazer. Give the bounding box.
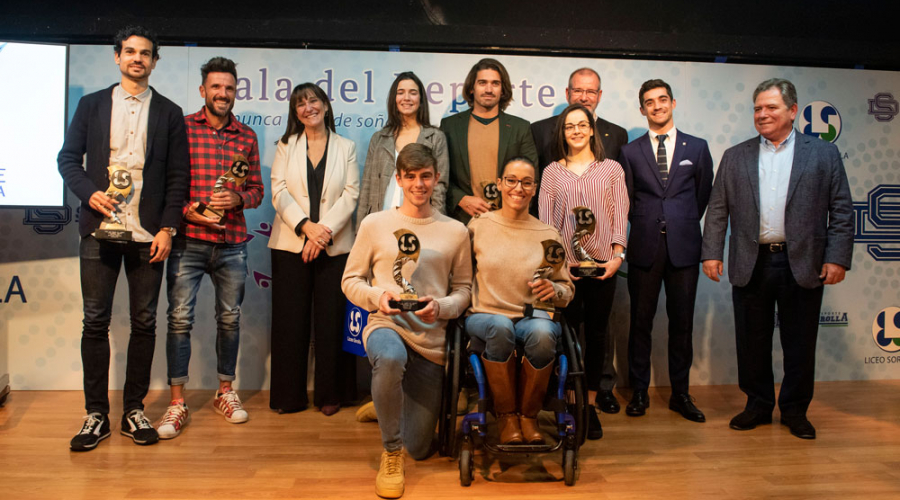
[356,126,449,230]
[701,131,854,289]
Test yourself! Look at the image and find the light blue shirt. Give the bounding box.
[758,128,795,244]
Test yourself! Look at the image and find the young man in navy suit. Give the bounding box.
[58,26,189,451]
[618,79,714,422]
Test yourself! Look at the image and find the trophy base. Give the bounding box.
[94,228,133,242]
[523,301,558,321]
[196,202,224,221]
[389,297,427,312]
[571,261,605,278]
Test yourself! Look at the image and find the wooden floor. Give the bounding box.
[1,381,899,499]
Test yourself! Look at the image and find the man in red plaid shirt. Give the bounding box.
[157,57,264,439]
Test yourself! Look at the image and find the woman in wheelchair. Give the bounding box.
[466,157,574,445]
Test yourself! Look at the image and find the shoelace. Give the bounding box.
[129,410,153,429]
[160,405,187,425]
[218,391,243,412]
[384,452,403,475]
[79,414,102,434]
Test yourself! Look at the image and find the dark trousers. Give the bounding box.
[80,236,163,415]
[732,250,823,418]
[269,249,357,411]
[627,235,699,394]
[564,275,617,392]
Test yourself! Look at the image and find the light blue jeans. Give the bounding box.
[367,328,443,459]
[465,313,560,368]
[165,238,247,386]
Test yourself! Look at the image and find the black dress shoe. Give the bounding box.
[596,390,621,414]
[587,405,603,440]
[668,393,706,422]
[780,416,816,439]
[625,390,649,417]
[729,410,773,430]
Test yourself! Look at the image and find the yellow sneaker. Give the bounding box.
[356,401,378,422]
[375,449,405,498]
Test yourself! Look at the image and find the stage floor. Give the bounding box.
[1,381,899,499]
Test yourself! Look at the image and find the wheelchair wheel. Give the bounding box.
[561,321,589,447]
[562,448,576,486]
[459,438,474,486]
[438,319,462,457]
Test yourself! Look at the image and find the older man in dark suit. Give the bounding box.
[701,78,853,440]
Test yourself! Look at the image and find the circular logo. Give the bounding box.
[483,183,499,201]
[544,241,565,265]
[231,156,250,178]
[575,207,595,227]
[110,169,132,190]
[872,307,900,353]
[348,307,363,337]
[398,233,420,255]
[799,101,842,143]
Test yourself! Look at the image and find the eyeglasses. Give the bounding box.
[569,88,599,98]
[502,177,537,191]
[564,121,592,133]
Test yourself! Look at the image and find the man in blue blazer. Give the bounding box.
[701,78,853,439]
[619,79,714,422]
[58,26,189,451]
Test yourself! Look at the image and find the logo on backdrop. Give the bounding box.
[774,311,848,328]
[852,184,900,261]
[867,93,899,122]
[23,207,72,235]
[872,307,900,353]
[348,306,363,338]
[799,101,842,143]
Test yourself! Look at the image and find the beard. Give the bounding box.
[206,98,233,119]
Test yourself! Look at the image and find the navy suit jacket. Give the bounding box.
[57,84,190,237]
[619,130,714,268]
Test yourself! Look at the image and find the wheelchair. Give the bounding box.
[437,312,589,486]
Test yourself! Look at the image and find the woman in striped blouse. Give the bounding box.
[538,103,629,441]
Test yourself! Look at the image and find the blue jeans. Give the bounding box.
[465,313,560,368]
[80,236,163,415]
[367,328,443,459]
[165,238,247,386]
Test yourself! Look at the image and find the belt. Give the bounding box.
[760,242,786,253]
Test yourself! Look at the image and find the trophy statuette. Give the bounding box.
[388,228,427,312]
[481,180,501,211]
[196,154,251,221]
[523,239,565,320]
[93,165,133,242]
[570,206,603,278]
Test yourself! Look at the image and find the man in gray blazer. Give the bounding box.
[701,78,853,440]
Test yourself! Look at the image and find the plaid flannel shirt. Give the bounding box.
[183,108,264,244]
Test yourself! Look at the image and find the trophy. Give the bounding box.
[93,165,133,242]
[388,228,427,312]
[523,239,565,319]
[570,206,602,278]
[195,154,251,221]
[481,180,501,211]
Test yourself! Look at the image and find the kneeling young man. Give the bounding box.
[342,144,473,498]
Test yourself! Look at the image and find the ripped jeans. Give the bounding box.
[165,238,247,386]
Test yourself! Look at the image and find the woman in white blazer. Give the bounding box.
[269,83,359,416]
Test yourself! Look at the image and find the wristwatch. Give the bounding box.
[161,227,177,237]
[613,251,626,261]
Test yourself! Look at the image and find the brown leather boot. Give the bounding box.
[518,357,553,444]
[481,353,523,444]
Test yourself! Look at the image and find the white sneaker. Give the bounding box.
[375,449,405,498]
[157,402,190,439]
[214,388,249,423]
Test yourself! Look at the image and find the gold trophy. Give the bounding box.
[94,165,133,242]
[195,154,251,221]
[570,206,601,278]
[388,228,427,312]
[481,180,501,211]
[523,239,565,319]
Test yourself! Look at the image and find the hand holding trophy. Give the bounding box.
[388,228,428,312]
[523,239,565,320]
[196,154,251,221]
[94,165,133,242]
[570,206,602,278]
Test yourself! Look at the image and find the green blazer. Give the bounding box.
[440,109,538,224]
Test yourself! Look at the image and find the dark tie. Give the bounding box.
[656,134,668,186]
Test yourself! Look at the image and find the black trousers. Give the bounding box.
[269,249,357,411]
[732,250,823,418]
[627,235,699,394]
[564,275,617,392]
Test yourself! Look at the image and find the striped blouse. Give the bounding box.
[538,159,629,265]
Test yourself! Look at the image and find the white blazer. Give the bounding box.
[269,131,360,256]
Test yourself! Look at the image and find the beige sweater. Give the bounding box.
[468,211,574,318]
[341,208,473,365]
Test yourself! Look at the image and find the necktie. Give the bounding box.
[656,133,668,187]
